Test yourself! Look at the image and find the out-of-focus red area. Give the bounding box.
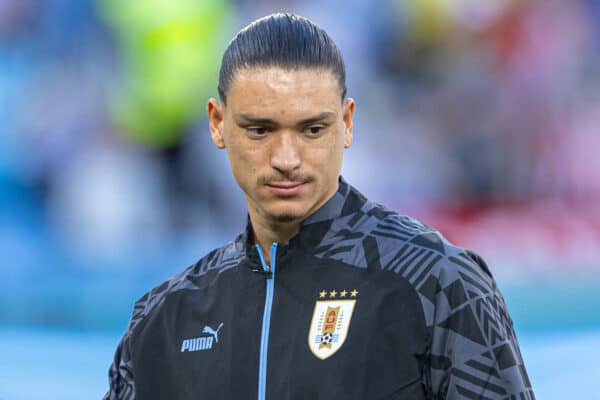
[423,203,600,279]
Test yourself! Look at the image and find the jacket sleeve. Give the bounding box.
[104,291,151,400]
[428,250,534,399]
[104,333,136,400]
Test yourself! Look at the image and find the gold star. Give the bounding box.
[350,289,358,297]
[319,290,327,298]
[329,290,337,298]
[340,290,348,297]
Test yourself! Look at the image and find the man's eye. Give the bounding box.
[246,127,269,136]
[305,126,324,135]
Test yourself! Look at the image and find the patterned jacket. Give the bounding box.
[105,178,533,400]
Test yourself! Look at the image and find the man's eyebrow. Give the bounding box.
[234,113,278,125]
[296,112,336,126]
[234,112,336,126]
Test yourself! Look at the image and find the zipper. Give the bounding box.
[256,242,278,400]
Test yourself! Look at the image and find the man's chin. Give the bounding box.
[267,206,307,224]
[272,213,303,223]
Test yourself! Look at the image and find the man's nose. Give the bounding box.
[270,132,301,173]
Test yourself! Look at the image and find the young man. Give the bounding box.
[105,13,533,400]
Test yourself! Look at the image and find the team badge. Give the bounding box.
[308,289,358,360]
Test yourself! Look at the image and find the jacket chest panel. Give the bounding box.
[131,267,267,399]
[131,258,428,400]
[265,257,428,399]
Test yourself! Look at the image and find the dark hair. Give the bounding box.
[218,13,346,103]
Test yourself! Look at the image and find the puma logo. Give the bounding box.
[202,323,224,343]
[180,322,224,352]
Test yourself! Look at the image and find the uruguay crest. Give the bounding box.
[308,289,358,360]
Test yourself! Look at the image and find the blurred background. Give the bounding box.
[1,0,600,398]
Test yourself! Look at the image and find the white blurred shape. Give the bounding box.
[48,139,168,266]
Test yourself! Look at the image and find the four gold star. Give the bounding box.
[319,289,358,299]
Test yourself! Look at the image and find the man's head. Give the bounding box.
[207,13,355,227]
[217,13,346,105]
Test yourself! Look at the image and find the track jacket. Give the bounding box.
[105,178,533,400]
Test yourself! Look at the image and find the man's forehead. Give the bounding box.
[228,67,340,98]
[224,67,343,117]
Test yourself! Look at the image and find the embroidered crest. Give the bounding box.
[308,289,358,360]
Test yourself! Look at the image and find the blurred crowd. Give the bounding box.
[1,0,600,327]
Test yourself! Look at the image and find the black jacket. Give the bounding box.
[105,178,533,399]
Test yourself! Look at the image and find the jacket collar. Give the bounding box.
[302,176,353,225]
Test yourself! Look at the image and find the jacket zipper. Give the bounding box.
[256,243,278,400]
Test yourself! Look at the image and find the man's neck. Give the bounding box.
[249,213,301,265]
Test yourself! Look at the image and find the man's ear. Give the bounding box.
[207,98,226,149]
[342,98,355,148]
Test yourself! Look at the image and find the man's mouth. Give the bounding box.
[265,181,306,197]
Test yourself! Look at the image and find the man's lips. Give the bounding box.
[265,182,306,197]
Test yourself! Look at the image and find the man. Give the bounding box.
[105,13,533,400]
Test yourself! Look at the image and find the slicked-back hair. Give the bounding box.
[218,13,347,104]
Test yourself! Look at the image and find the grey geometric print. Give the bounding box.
[310,182,533,399]
[105,178,532,399]
[104,238,247,400]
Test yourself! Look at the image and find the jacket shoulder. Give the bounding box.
[365,207,500,319]
[104,237,246,399]
[313,201,450,271]
[369,208,495,283]
[313,201,500,321]
[357,207,531,398]
[126,237,246,339]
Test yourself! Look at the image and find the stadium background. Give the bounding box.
[1,0,599,398]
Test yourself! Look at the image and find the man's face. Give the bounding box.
[207,67,355,225]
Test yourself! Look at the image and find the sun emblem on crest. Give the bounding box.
[307,289,358,360]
